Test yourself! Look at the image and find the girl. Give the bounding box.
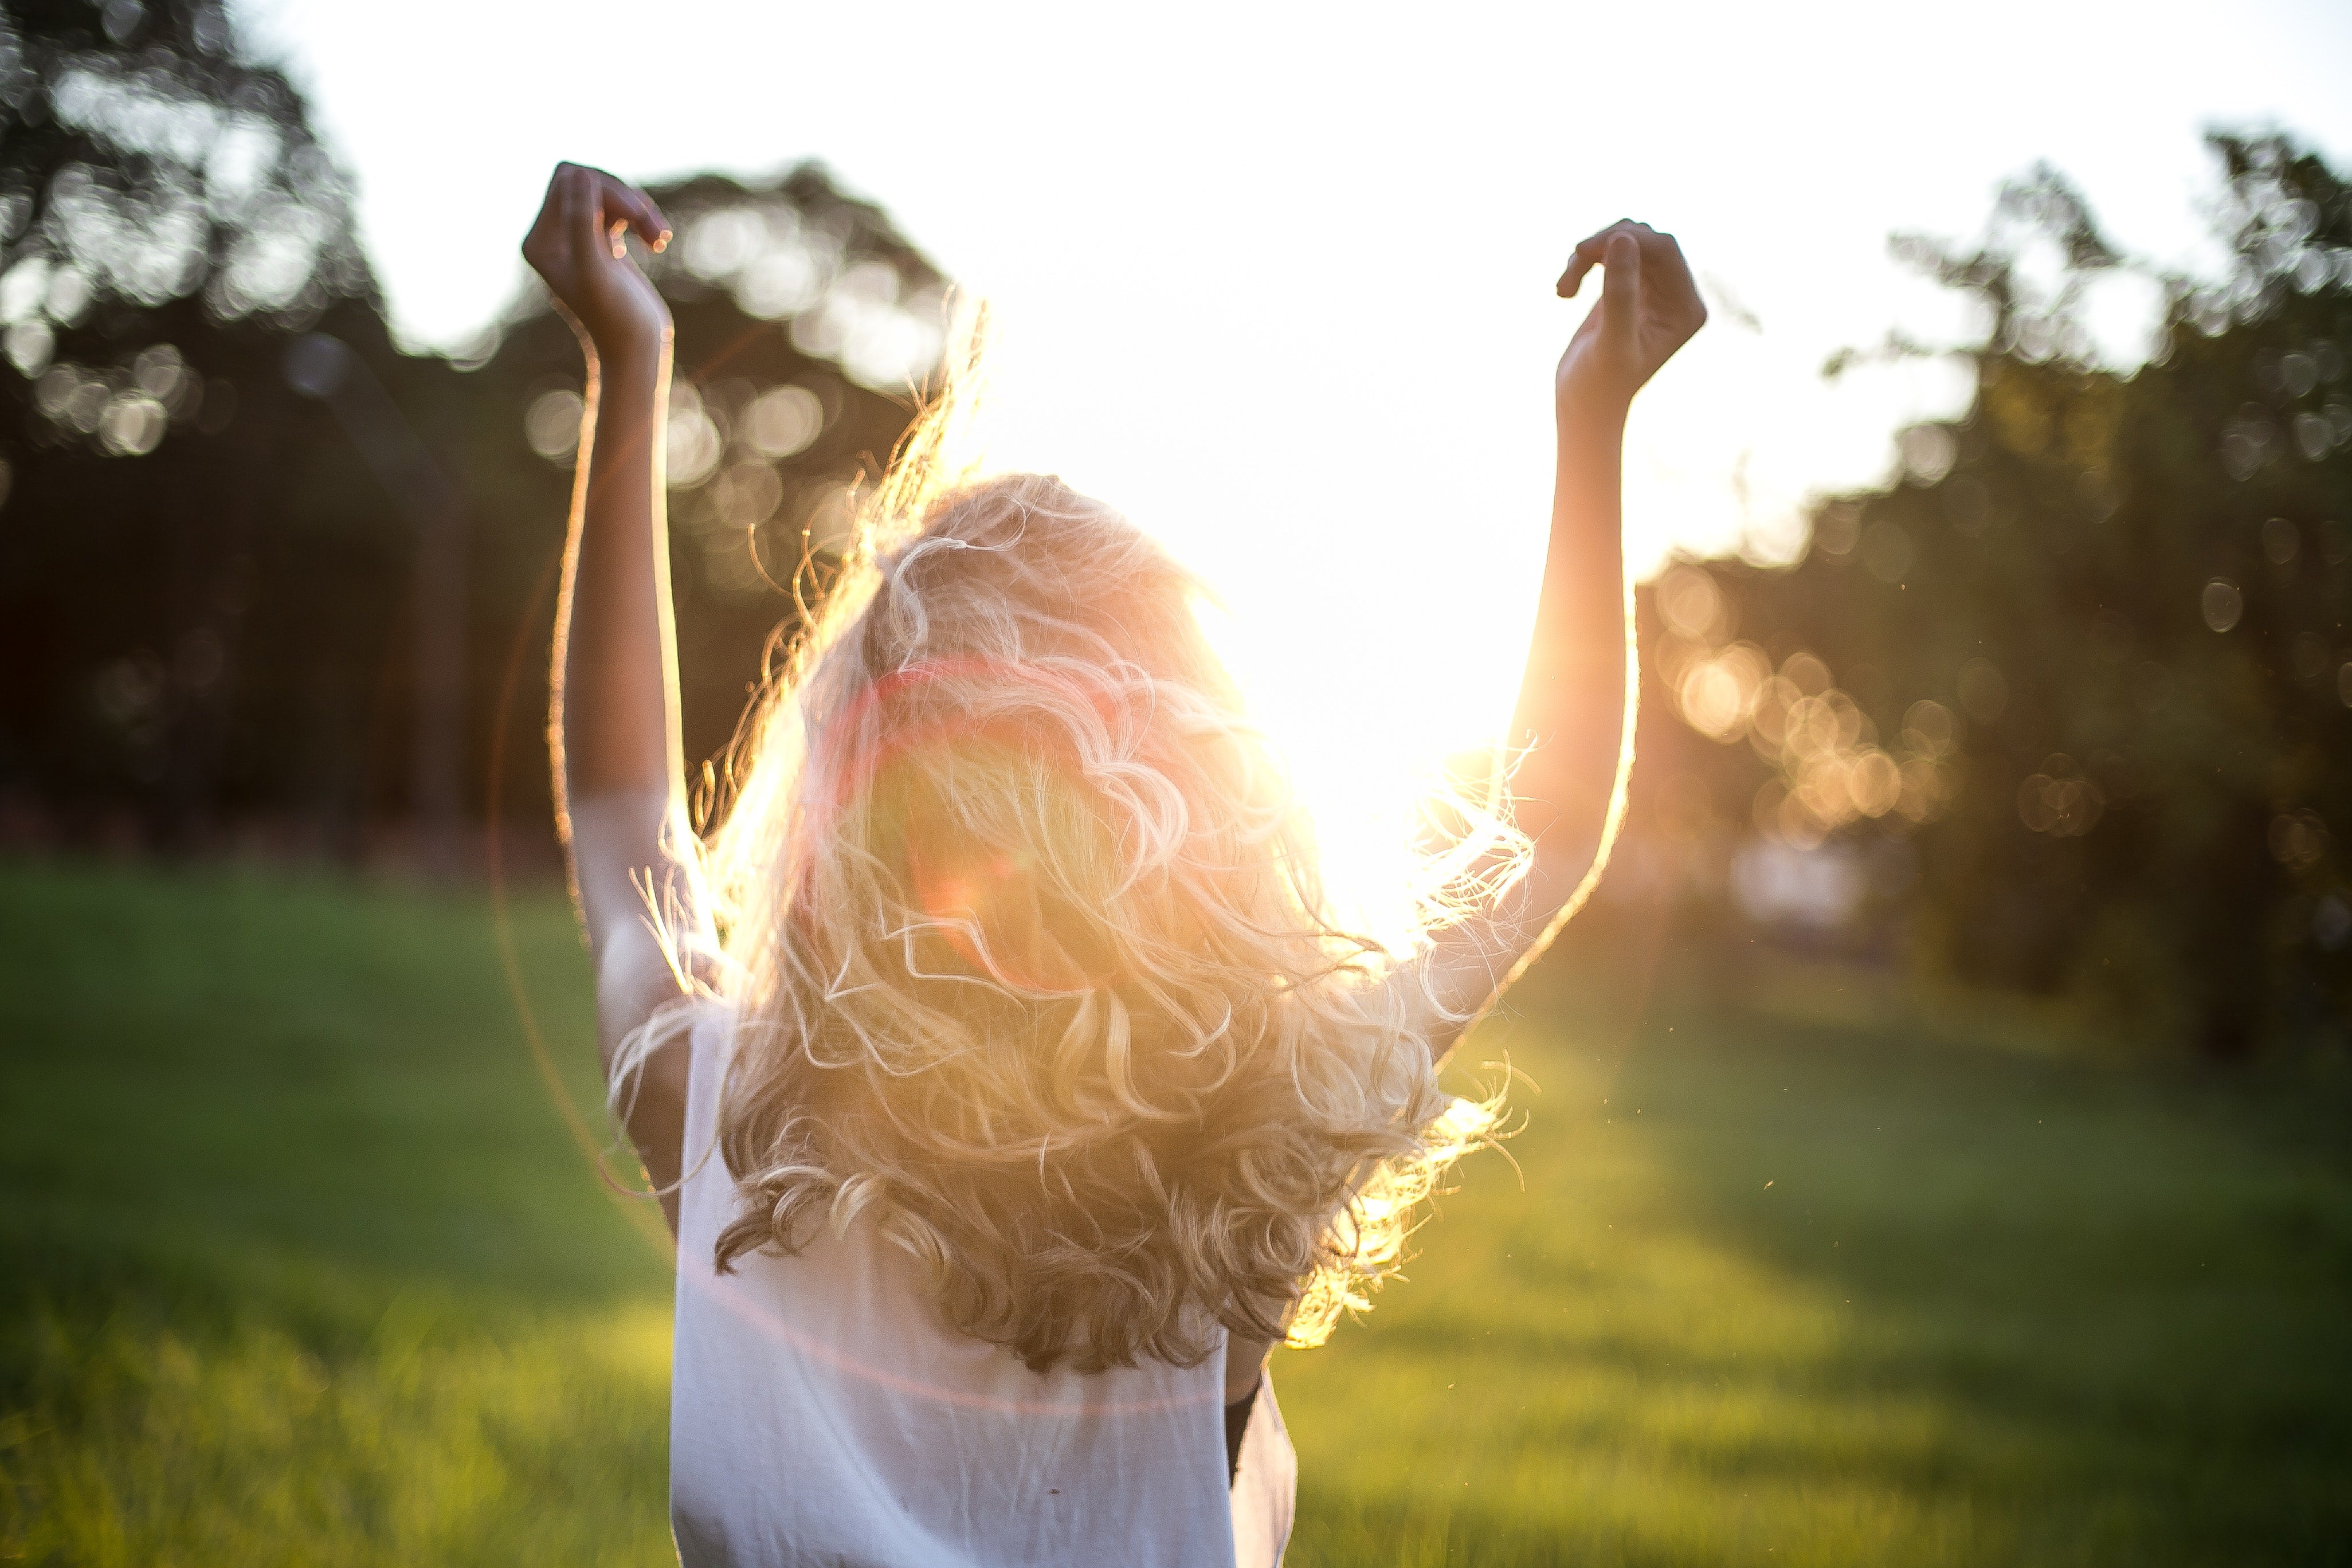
[523,162,1702,1567]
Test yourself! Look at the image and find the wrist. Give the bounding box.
[1555,380,1630,438]
[583,322,671,380]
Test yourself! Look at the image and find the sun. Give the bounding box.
[943,303,1550,954]
[1189,591,1521,958]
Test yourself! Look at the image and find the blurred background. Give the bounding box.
[2,1,2349,1563]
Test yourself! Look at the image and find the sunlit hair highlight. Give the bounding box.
[672,319,1504,1373]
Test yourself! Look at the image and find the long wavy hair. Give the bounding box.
[658,348,1507,1374]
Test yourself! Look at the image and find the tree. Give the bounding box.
[0,0,396,849]
[1639,133,2352,1053]
[0,2,952,868]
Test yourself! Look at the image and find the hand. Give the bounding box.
[522,162,674,362]
[1554,220,1706,416]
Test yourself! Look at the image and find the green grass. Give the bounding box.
[3,864,2348,1565]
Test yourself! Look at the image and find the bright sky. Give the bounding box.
[237,0,2352,922]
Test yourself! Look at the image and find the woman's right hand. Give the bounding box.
[522,162,674,362]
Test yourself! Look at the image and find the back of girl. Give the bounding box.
[522,163,1702,1566]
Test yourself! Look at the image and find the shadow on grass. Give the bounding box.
[1620,991,2352,1563]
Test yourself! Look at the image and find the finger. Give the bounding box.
[567,163,609,266]
[1602,229,1643,340]
[589,170,671,253]
[535,163,577,270]
[1637,226,1690,282]
[610,176,673,253]
[1557,231,1610,297]
[547,162,574,240]
[1581,221,1648,253]
[562,163,669,254]
[1557,220,1648,297]
[1636,228,1708,331]
[560,164,624,260]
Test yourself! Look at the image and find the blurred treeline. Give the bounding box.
[1,4,2343,1055]
[1624,135,2351,1054]
[0,0,942,868]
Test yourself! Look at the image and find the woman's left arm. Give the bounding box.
[523,162,703,1235]
[1417,221,1705,1057]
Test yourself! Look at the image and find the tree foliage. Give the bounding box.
[1644,134,2352,1053]
[0,0,395,848]
[0,2,945,860]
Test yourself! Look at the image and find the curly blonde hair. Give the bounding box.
[684,374,1501,1374]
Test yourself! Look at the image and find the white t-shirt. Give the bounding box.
[668,1006,1297,1566]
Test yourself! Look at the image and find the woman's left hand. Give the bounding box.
[1554,219,1706,416]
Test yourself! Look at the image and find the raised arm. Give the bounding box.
[522,163,700,1233]
[1421,221,1705,1052]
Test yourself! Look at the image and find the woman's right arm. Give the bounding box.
[523,163,704,1235]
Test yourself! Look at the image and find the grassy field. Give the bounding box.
[2,863,2348,1565]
